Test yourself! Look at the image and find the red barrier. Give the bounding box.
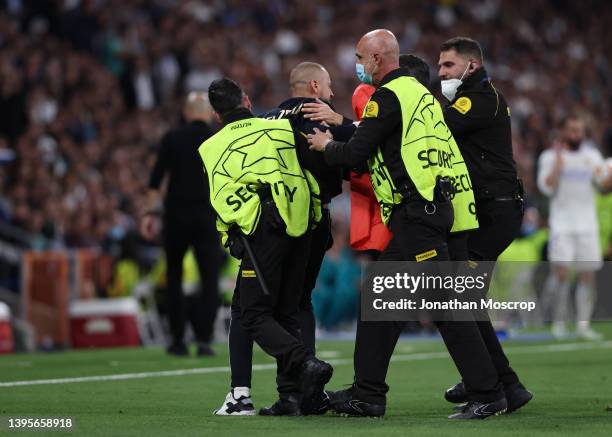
[22,251,70,348]
[0,302,13,353]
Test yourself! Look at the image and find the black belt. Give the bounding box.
[493,196,520,202]
[398,177,453,203]
[476,177,524,202]
[399,188,423,202]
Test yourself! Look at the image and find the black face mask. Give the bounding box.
[567,140,581,151]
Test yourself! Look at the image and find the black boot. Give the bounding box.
[504,382,533,413]
[444,381,467,403]
[448,397,507,419]
[259,395,302,416]
[452,382,533,414]
[302,390,330,416]
[328,386,386,417]
[299,358,333,415]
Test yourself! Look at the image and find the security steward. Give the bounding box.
[141,92,223,357]
[399,53,480,240]
[221,62,356,416]
[304,54,479,245]
[199,78,333,416]
[438,37,533,412]
[308,29,507,419]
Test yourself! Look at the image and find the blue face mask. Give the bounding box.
[520,222,538,238]
[356,63,373,85]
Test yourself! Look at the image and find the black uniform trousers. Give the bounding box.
[448,198,523,388]
[163,206,222,346]
[468,198,523,387]
[468,198,523,262]
[298,207,332,356]
[230,218,312,395]
[229,209,331,390]
[353,199,503,405]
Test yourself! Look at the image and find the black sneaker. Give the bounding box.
[444,381,467,403]
[328,386,386,417]
[299,358,333,414]
[450,382,533,413]
[448,397,507,419]
[452,403,467,412]
[197,343,215,357]
[505,383,533,413]
[259,395,302,416]
[166,342,189,356]
[302,390,330,416]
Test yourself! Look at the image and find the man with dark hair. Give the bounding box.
[399,54,430,88]
[141,92,222,357]
[438,36,533,413]
[440,36,484,63]
[215,63,355,416]
[200,77,333,417]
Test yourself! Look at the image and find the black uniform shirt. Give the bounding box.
[263,97,356,203]
[323,68,416,193]
[148,120,214,210]
[443,67,518,199]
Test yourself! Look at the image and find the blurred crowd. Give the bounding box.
[0,0,611,262]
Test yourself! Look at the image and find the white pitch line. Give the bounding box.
[318,350,343,359]
[1,341,611,388]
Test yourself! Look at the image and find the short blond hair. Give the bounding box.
[289,62,328,92]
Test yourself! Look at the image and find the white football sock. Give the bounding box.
[575,281,596,330]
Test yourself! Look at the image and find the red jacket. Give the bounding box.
[349,84,392,251]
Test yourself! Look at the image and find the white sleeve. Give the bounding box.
[537,151,555,196]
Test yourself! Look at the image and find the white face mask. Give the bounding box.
[441,62,471,101]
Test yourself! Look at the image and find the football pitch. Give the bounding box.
[2,324,612,436]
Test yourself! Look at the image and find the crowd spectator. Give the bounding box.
[0,0,610,263]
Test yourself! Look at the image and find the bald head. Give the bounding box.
[356,29,400,86]
[289,62,334,101]
[358,29,400,58]
[184,91,213,122]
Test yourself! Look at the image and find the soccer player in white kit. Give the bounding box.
[538,115,610,340]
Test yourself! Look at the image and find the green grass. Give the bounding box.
[2,324,612,436]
